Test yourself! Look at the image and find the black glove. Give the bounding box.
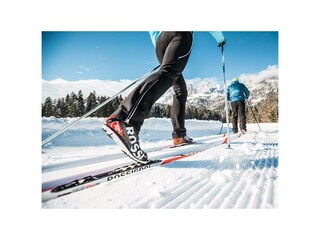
[218,38,226,47]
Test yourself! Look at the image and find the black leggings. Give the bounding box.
[231,100,247,132]
[115,32,193,138]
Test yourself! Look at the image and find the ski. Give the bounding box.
[42,160,162,202]
[42,132,241,202]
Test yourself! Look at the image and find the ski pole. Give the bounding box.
[221,45,231,149]
[218,122,224,135]
[42,65,160,146]
[247,100,262,132]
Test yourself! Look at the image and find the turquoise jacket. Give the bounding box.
[227,81,250,102]
[149,31,225,47]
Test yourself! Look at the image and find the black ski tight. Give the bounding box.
[115,32,193,138]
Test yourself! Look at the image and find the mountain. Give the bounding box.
[157,65,278,119]
[42,65,278,122]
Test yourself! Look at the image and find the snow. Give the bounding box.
[42,117,278,209]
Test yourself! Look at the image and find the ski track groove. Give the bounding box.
[151,175,202,209]
[260,164,277,208]
[219,170,251,208]
[233,172,255,208]
[176,176,213,209]
[249,147,271,209]
[177,172,227,209]
[193,180,226,208]
[208,177,237,208]
[244,150,268,208]
[245,170,261,208]
[129,173,194,208]
[149,131,278,209]
[161,177,211,209]
[252,168,268,208]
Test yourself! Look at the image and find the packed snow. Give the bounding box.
[42,117,278,208]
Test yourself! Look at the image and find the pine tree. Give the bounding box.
[55,97,67,117]
[77,90,85,117]
[111,96,122,112]
[96,95,108,117]
[67,92,78,117]
[154,104,161,118]
[85,91,98,116]
[42,97,54,117]
[65,94,71,117]
[165,105,171,118]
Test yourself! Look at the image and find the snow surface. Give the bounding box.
[42,117,278,209]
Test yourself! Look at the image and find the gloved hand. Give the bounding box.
[218,38,226,47]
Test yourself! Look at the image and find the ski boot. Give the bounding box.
[102,116,148,163]
[172,136,194,147]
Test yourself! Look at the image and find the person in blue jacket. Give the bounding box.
[227,77,250,133]
[103,31,226,163]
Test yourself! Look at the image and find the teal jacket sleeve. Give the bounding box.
[209,31,225,44]
[149,31,161,47]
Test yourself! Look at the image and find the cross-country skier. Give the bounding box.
[102,31,226,163]
[227,77,250,134]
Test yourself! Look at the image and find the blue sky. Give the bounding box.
[42,31,278,82]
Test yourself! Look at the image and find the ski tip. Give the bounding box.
[162,153,194,165]
[222,137,228,144]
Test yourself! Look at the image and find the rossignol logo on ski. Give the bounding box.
[126,127,146,160]
[106,164,151,181]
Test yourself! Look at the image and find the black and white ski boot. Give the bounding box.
[102,116,148,163]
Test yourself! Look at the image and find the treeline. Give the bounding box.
[150,104,224,121]
[41,91,225,121]
[42,91,123,118]
[42,90,278,122]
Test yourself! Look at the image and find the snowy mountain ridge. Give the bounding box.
[157,65,278,110]
[42,65,278,110]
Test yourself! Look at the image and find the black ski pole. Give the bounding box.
[42,65,160,146]
[218,122,224,135]
[247,101,262,132]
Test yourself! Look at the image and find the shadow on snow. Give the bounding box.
[164,157,278,171]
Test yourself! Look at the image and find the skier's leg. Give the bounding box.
[171,74,188,138]
[239,100,247,132]
[231,101,239,133]
[104,32,192,161]
[115,32,193,131]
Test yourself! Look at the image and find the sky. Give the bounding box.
[42,31,278,83]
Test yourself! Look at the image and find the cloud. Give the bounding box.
[42,79,133,102]
[76,66,90,75]
[238,65,278,84]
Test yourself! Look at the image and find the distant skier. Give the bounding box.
[227,77,250,134]
[103,31,226,163]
